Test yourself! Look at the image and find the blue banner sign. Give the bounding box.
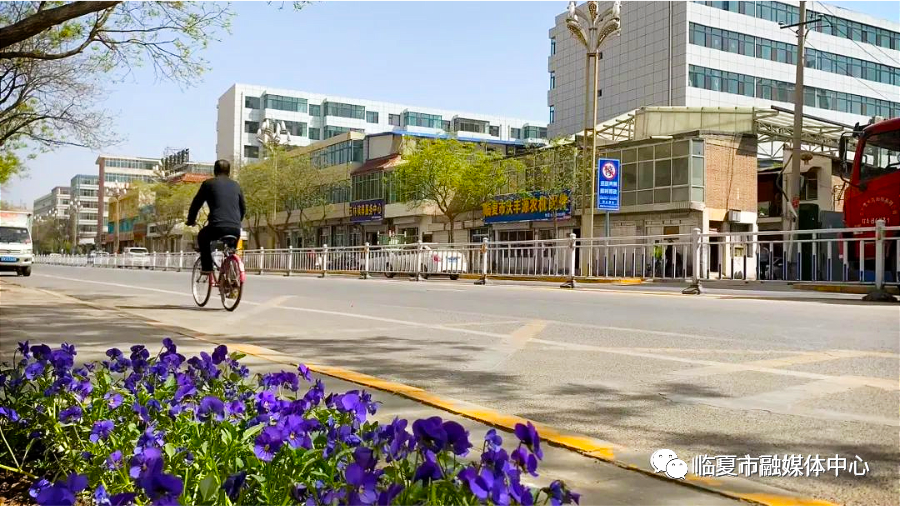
[596,158,620,211]
[482,190,572,224]
[350,199,384,223]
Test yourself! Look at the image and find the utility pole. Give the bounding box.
[784,1,806,272]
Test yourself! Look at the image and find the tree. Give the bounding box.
[138,181,199,251]
[0,1,233,184]
[237,146,326,249]
[393,137,522,243]
[513,138,587,237]
[32,215,69,253]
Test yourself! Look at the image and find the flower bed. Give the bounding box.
[0,340,579,506]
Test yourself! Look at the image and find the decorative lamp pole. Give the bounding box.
[69,199,83,254]
[566,1,621,275]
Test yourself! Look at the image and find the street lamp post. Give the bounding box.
[256,119,291,247]
[109,187,128,254]
[566,1,621,275]
[69,200,83,254]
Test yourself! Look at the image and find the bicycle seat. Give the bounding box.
[218,235,239,247]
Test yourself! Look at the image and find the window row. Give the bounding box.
[104,173,152,183]
[696,1,900,51]
[688,65,900,118]
[324,126,365,139]
[366,111,379,124]
[264,95,308,113]
[403,111,443,129]
[311,140,364,169]
[105,159,156,170]
[522,126,548,139]
[690,23,900,86]
[325,102,366,120]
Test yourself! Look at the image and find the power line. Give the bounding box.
[813,2,900,67]
[803,37,897,103]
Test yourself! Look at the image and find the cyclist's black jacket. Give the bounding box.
[187,175,246,229]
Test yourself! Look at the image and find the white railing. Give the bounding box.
[33,221,899,293]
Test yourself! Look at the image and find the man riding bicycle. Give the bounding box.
[186,159,246,276]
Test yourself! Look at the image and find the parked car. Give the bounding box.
[123,247,150,269]
[88,250,110,266]
[370,245,467,280]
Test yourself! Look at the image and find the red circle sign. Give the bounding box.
[602,162,617,180]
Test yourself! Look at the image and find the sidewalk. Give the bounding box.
[0,281,820,506]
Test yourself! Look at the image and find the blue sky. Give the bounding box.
[3,1,898,206]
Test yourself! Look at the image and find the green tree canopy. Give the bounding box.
[393,137,523,243]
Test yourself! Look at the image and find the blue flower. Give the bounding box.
[29,478,50,499]
[254,426,284,462]
[485,428,503,449]
[212,345,228,364]
[0,407,20,422]
[459,467,494,501]
[225,400,245,418]
[222,471,247,501]
[198,396,225,422]
[106,450,123,470]
[94,485,137,506]
[282,415,313,450]
[90,420,114,443]
[130,447,163,479]
[255,390,277,412]
[546,480,579,506]
[413,451,443,483]
[25,361,45,380]
[377,484,404,506]
[412,416,447,453]
[59,405,83,423]
[105,392,123,409]
[31,344,51,361]
[297,363,312,382]
[17,340,30,359]
[132,402,150,423]
[443,420,472,456]
[35,474,87,506]
[512,446,538,476]
[514,421,543,460]
[137,458,183,505]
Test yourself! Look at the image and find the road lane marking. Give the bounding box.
[227,295,294,323]
[670,351,877,380]
[31,275,899,390]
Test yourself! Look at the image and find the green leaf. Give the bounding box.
[199,475,220,502]
[164,443,177,459]
[242,424,264,441]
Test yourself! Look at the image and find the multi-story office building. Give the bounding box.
[69,174,101,245]
[94,155,158,245]
[548,1,900,138]
[216,84,548,164]
[32,186,70,219]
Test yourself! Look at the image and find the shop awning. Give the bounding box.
[350,154,404,176]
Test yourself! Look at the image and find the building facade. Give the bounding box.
[548,1,900,138]
[32,186,70,219]
[217,83,549,165]
[94,155,158,245]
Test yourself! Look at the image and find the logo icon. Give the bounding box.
[651,449,687,479]
[601,161,617,180]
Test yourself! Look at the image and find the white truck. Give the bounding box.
[0,210,34,276]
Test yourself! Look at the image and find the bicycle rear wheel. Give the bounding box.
[220,256,243,312]
[191,257,212,307]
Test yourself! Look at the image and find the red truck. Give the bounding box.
[839,116,900,282]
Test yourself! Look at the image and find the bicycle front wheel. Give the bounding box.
[220,256,243,312]
[191,257,212,307]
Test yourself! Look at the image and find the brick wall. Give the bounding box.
[704,134,757,214]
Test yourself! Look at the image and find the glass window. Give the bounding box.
[638,161,654,190]
[691,187,705,202]
[654,188,671,204]
[325,102,365,120]
[673,141,689,157]
[636,190,653,205]
[622,149,637,163]
[655,159,672,186]
[243,145,259,158]
[309,128,320,141]
[549,106,555,124]
[550,37,556,55]
[691,140,704,156]
[673,157,689,185]
[622,191,636,207]
[691,157,705,186]
[510,127,522,139]
[655,142,671,159]
[389,114,401,127]
[309,104,321,117]
[263,94,308,113]
[638,146,654,161]
[366,111,379,124]
[244,121,259,134]
[489,125,500,137]
[245,96,260,109]
[672,186,689,202]
[550,71,556,89]
[622,163,637,191]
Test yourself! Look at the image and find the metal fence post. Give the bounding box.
[864,219,897,302]
[413,240,424,281]
[475,238,489,285]
[561,233,577,289]
[361,242,370,279]
[683,228,702,294]
[319,244,328,278]
[287,245,293,277]
[259,247,265,275]
[177,250,183,272]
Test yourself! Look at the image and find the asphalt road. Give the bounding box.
[5,265,899,506]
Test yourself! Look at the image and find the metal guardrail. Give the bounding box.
[34,221,898,293]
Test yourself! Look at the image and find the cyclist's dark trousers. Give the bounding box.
[198,225,241,272]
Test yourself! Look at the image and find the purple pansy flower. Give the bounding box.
[90,420,114,443]
[105,392,123,409]
[59,405,83,423]
[514,421,543,460]
[222,471,247,501]
[35,474,87,506]
[198,396,225,422]
[412,416,448,453]
[298,363,312,382]
[254,426,284,462]
[106,450,123,470]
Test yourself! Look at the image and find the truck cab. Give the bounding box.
[839,116,900,280]
[0,211,34,276]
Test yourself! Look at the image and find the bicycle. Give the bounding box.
[191,234,245,311]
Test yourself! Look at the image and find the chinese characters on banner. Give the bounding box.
[482,190,572,224]
[596,158,620,211]
[350,199,384,224]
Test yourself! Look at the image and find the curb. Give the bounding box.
[792,283,899,295]
[10,282,838,506]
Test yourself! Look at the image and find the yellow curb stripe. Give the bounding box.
[18,282,836,506]
[793,283,900,295]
